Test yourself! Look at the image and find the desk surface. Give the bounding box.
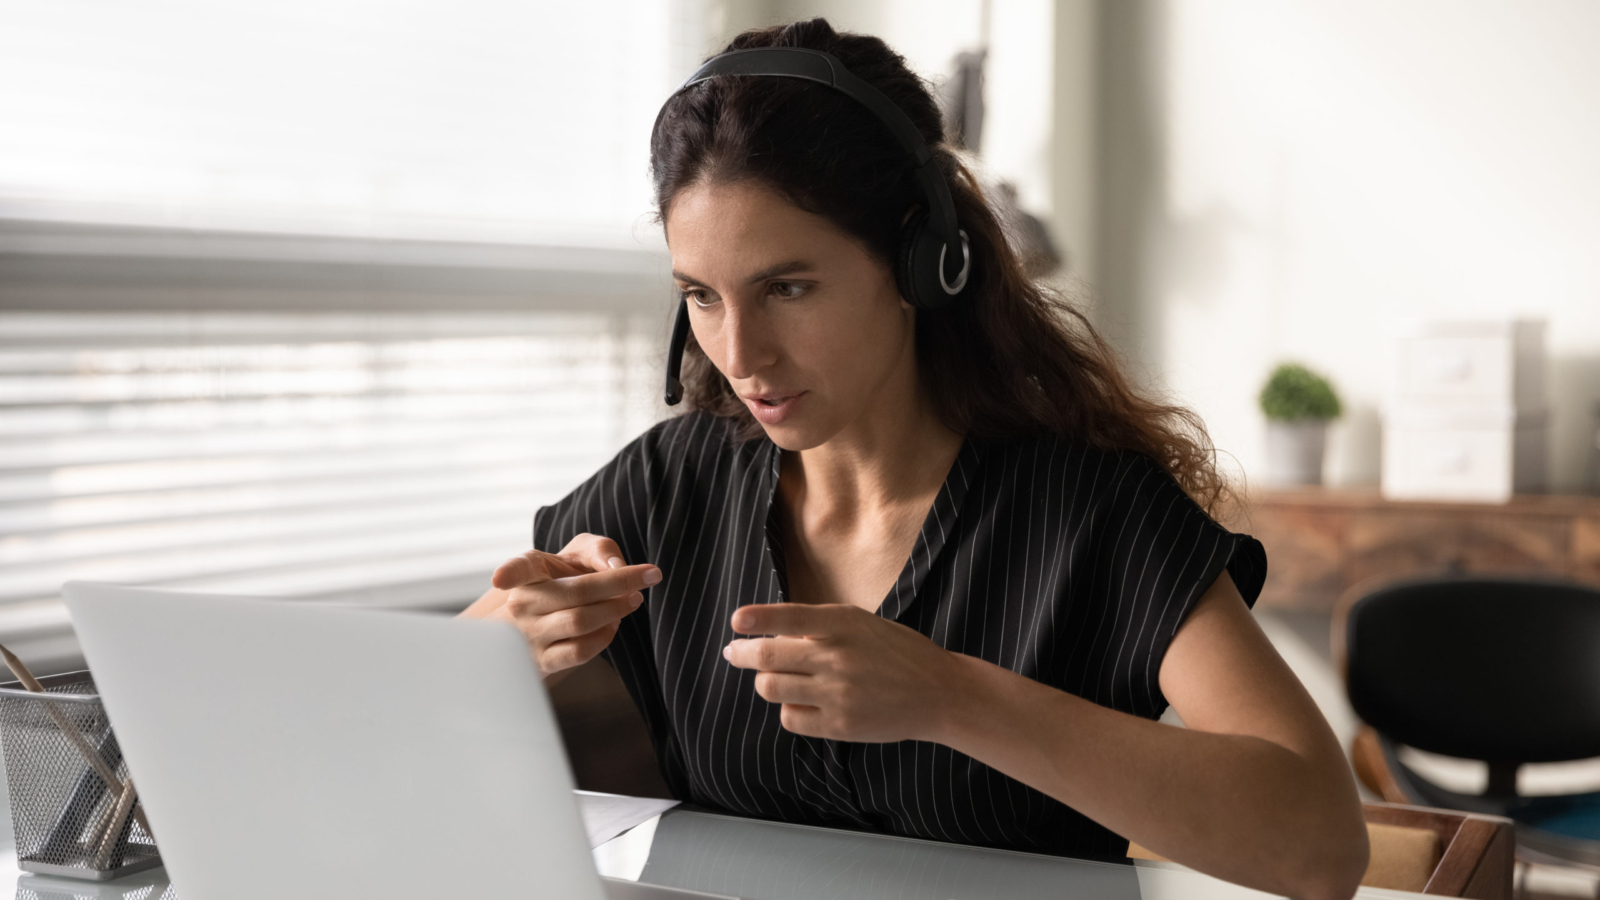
[1,804,1429,900]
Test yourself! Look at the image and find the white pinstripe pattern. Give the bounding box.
[532,412,1266,860]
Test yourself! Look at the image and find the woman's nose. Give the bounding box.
[719,305,778,379]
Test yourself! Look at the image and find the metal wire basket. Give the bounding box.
[0,671,161,881]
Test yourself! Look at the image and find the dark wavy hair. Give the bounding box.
[651,18,1231,514]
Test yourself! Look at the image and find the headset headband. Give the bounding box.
[653,47,962,248]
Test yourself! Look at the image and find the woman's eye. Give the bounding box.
[769,281,806,299]
[680,289,715,308]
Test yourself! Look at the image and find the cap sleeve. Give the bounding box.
[1078,453,1267,718]
[532,434,653,567]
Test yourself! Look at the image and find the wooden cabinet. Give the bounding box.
[1241,488,1600,611]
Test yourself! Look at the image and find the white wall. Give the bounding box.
[1135,0,1600,490]
[687,1,1600,494]
[1050,1,1099,289]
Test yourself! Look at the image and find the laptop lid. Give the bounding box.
[62,581,610,900]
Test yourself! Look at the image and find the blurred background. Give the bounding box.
[2,0,1599,892]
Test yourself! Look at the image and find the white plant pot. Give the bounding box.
[1264,419,1328,486]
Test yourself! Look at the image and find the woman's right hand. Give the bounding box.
[465,533,661,678]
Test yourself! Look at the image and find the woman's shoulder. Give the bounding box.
[980,431,1267,609]
[533,410,756,551]
[976,432,1241,542]
[979,432,1176,505]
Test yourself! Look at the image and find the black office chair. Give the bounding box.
[1338,576,1600,872]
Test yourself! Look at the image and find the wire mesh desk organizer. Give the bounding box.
[0,646,159,881]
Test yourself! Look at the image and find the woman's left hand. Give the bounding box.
[723,602,968,743]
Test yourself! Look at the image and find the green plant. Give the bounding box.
[1259,363,1342,421]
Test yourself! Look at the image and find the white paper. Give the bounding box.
[575,790,680,848]
[591,811,662,882]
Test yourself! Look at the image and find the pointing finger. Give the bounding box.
[509,564,662,614]
[730,602,849,637]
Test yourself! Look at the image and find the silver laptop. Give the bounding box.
[62,581,725,900]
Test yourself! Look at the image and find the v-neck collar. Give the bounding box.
[756,434,984,623]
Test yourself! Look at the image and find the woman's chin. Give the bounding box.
[757,420,827,452]
[751,409,837,452]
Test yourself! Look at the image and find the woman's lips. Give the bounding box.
[744,391,806,425]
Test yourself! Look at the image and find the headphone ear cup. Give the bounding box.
[896,208,965,310]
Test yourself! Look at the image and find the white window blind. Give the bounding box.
[0,310,663,662]
[0,0,693,668]
[0,0,680,243]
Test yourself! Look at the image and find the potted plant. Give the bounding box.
[1259,363,1342,486]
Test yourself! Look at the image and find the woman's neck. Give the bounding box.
[781,369,964,522]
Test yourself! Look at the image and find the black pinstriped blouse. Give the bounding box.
[532,410,1267,860]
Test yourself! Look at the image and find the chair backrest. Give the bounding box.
[1342,576,1600,765]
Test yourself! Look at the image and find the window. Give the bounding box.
[0,0,684,242]
[0,296,666,666]
[0,1,692,667]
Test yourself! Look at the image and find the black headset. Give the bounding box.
[656,47,972,406]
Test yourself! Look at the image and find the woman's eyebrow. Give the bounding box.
[743,260,815,284]
[671,260,816,288]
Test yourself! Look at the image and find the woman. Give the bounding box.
[463,18,1367,900]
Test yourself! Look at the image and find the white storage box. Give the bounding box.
[1380,407,1547,503]
[1390,319,1545,412]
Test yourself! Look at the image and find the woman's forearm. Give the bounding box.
[933,653,1367,900]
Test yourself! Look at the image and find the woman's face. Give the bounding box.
[665,180,917,451]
